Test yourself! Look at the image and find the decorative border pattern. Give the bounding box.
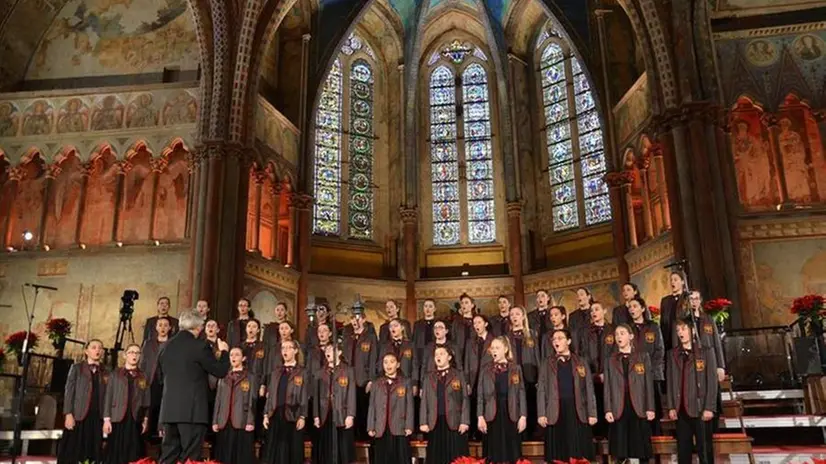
[523,258,619,293]
[712,21,826,40]
[738,217,826,239]
[415,276,516,300]
[308,274,406,302]
[624,233,675,275]
[244,258,301,293]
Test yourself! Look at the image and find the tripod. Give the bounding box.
[111,315,134,370]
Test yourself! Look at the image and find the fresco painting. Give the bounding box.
[119,148,153,244]
[27,0,198,80]
[729,97,781,211]
[44,153,84,249]
[613,74,650,146]
[152,148,189,241]
[79,151,120,246]
[630,263,671,311]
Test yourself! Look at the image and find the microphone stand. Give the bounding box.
[11,285,46,464]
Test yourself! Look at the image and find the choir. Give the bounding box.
[60,286,725,464]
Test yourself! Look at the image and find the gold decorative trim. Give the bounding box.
[308,274,406,301]
[36,259,68,276]
[523,258,618,292]
[415,277,516,300]
[244,259,300,292]
[712,21,826,40]
[624,233,675,275]
[738,218,826,240]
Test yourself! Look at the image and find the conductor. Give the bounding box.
[157,309,230,463]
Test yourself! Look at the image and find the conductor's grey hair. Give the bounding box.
[179,309,206,331]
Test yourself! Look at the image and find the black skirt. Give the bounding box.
[355,385,370,441]
[426,415,469,464]
[313,417,356,464]
[263,411,304,464]
[609,392,653,459]
[372,431,411,464]
[104,413,145,464]
[484,397,521,464]
[215,426,256,464]
[58,414,103,464]
[543,400,595,461]
[593,380,608,438]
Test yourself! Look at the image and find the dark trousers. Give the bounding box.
[676,411,714,464]
[160,423,207,464]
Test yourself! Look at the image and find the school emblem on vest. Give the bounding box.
[526,338,535,348]
[451,379,462,391]
[240,379,250,392]
[294,375,303,386]
[634,363,645,374]
[645,331,655,343]
[605,334,615,345]
[338,376,349,387]
[511,373,520,385]
[703,324,713,335]
[255,349,264,359]
[102,375,109,385]
[695,359,705,371]
[576,365,586,377]
[360,342,371,352]
[137,378,148,390]
[403,348,413,359]
[396,386,406,397]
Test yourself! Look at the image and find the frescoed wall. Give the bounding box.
[524,259,620,320]
[738,218,826,327]
[307,274,406,333]
[714,0,826,16]
[613,73,651,146]
[626,233,675,310]
[26,0,199,80]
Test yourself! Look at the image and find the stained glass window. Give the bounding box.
[429,50,496,246]
[538,35,611,231]
[312,34,376,239]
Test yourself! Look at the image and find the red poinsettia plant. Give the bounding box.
[45,318,72,344]
[4,331,38,358]
[451,458,484,464]
[790,294,825,336]
[703,298,732,325]
[648,305,661,324]
[130,459,221,464]
[0,348,6,369]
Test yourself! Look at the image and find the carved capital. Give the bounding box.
[288,192,313,211]
[604,171,635,188]
[80,161,95,177]
[44,163,63,179]
[760,113,778,129]
[267,181,282,197]
[252,168,268,186]
[115,160,132,175]
[650,142,666,159]
[150,157,168,173]
[7,166,25,182]
[813,110,826,124]
[399,207,418,224]
[506,201,522,218]
[639,150,652,170]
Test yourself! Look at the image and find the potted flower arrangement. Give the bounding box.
[790,294,826,374]
[4,331,39,366]
[703,297,732,333]
[648,305,661,324]
[45,317,72,352]
[0,348,5,372]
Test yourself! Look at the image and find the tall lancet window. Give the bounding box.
[428,40,495,246]
[313,34,377,239]
[538,30,611,231]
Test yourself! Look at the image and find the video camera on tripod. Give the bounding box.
[112,289,139,369]
[120,289,139,322]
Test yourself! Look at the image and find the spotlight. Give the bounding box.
[79,243,87,250]
[22,230,33,242]
[116,242,123,247]
[460,262,470,277]
[43,245,50,251]
[154,240,160,246]
[284,263,291,268]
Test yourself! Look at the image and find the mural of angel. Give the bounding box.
[45,155,85,248]
[10,160,46,249]
[120,152,153,243]
[777,117,812,203]
[152,152,189,241]
[80,154,120,245]
[732,119,775,209]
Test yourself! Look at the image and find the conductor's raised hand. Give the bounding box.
[217,338,229,352]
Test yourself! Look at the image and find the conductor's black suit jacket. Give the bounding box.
[158,330,230,424]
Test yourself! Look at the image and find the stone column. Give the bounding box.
[400,207,418,321]
[297,34,311,160]
[111,160,130,243]
[74,162,93,246]
[650,143,671,230]
[594,8,619,169]
[2,166,24,249]
[248,168,264,253]
[506,202,525,306]
[762,113,790,207]
[604,172,632,282]
[270,181,281,261]
[148,157,167,241]
[293,192,313,337]
[38,163,62,249]
[638,152,654,240]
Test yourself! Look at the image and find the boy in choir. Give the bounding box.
[413,298,438,361]
[576,301,615,437]
[667,318,718,464]
[140,316,170,439]
[627,296,665,433]
[313,345,357,464]
[262,340,309,464]
[528,289,553,339]
[491,294,512,336]
[420,346,470,464]
[342,313,378,440]
[212,347,257,464]
[103,343,150,464]
[378,319,419,393]
[605,324,655,462]
[538,329,597,463]
[262,301,289,352]
[380,299,411,343]
[542,306,569,359]
[227,298,254,348]
[368,352,415,464]
[451,294,477,357]
[58,339,108,464]
[660,271,689,351]
[477,337,527,463]
[568,287,594,334]
[612,282,641,326]
[142,296,179,342]
[306,303,333,349]
[464,314,494,439]
[421,319,463,379]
